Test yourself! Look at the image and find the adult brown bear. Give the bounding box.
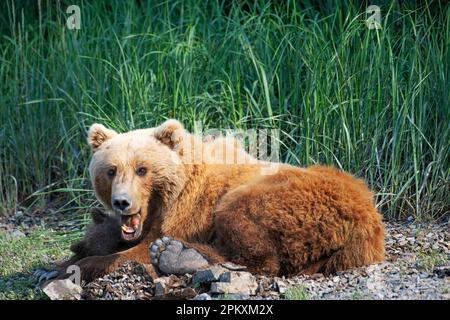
[38,119,385,282]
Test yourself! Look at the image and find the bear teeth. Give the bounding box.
[120,212,141,236]
[121,225,135,234]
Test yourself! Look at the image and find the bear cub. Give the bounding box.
[70,208,131,258]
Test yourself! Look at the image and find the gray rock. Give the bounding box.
[42,279,82,300]
[191,293,212,300]
[154,277,170,296]
[433,266,450,278]
[192,265,227,285]
[6,229,25,240]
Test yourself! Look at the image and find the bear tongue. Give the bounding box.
[132,214,141,227]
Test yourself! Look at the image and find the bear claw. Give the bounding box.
[149,237,209,275]
[33,268,59,284]
[162,236,171,244]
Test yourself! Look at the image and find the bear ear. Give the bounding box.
[153,119,185,152]
[88,123,117,152]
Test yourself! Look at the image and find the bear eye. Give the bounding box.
[136,167,147,177]
[107,168,116,177]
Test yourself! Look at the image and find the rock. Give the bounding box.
[275,280,287,294]
[433,266,450,278]
[221,262,247,271]
[154,277,170,296]
[153,275,192,298]
[173,287,197,299]
[42,279,82,300]
[192,265,227,285]
[6,229,25,240]
[211,271,258,295]
[310,273,324,280]
[191,293,212,300]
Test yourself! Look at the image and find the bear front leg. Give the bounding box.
[77,244,158,282]
[39,243,157,284]
[149,236,225,275]
[34,252,87,285]
[63,254,119,283]
[34,255,105,286]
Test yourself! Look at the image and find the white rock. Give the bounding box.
[221,262,247,271]
[42,279,82,300]
[211,271,258,295]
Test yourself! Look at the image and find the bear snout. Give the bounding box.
[112,195,132,212]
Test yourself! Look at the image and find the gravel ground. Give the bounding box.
[1,209,447,300]
[82,221,449,300]
[0,208,83,235]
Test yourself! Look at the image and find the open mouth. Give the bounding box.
[120,209,142,241]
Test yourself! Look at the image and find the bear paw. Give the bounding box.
[149,237,209,275]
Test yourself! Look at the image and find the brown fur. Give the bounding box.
[57,120,385,282]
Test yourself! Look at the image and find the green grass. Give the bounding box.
[350,290,363,300]
[415,247,448,273]
[283,285,310,300]
[0,0,448,222]
[0,228,70,299]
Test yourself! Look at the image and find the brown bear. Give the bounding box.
[39,119,385,283]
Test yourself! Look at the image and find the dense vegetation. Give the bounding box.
[0,0,448,221]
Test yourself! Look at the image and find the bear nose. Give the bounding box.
[112,196,132,212]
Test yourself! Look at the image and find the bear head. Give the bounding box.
[87,120,187,242]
